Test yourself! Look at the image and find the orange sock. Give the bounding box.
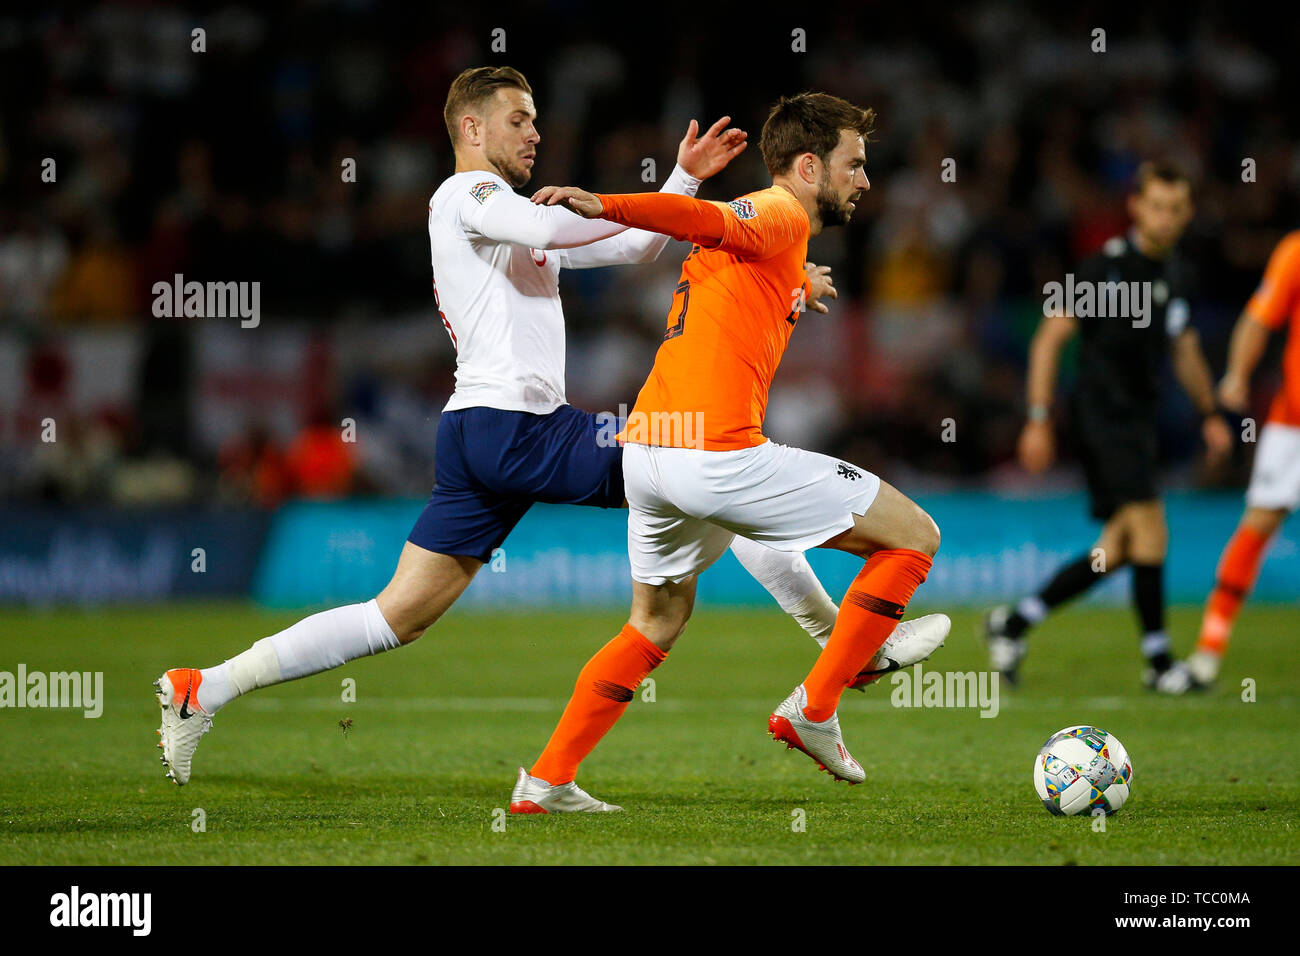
[1197,525,1272,655]
[529,623,666,785]
[802,548,932,721]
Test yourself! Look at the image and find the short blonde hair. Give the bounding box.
[443,66,533,145]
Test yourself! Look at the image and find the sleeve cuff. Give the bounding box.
[665,163,703,195]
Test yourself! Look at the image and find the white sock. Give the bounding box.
[1141,630,1172,660]
[197,599,401,713]
[728,536,839,647]
[1016,595,1048,626]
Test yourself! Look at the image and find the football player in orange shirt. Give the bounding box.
[508,93,951,812]
[1189,231,1300,684]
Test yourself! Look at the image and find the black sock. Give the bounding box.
[1132,563,1171,670]
[1006,554,1108,638]
[1042,554,1108,606]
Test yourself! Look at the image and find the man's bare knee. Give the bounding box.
[630,578,696,651]
[1094,517,1127,569]
[882,497,940,556]
[375,589,443,645]
[631,608,692,651]
[913,508,941,557]
[1120,500,1167,563]
[826,481,939,557]
[375,549,480,646]
[1244,506,1287,537]
[393,615,437,646]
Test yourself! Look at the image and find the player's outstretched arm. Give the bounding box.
[532,185,607,218]
[545,169,697,269]
[536,187,802,260]
[472,183,627,250]
[548,117,748,269]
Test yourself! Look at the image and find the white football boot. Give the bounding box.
[848,613,951,690]
[508,767,623,813]
[154,668,213,786]
[1186,650,1222,686]
[1144,660,1203,695]
[768,684,866,784]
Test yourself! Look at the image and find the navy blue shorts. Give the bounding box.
[407,405,624,563]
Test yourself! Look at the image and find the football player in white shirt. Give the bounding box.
[152,67,845,801]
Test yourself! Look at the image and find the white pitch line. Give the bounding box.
[235,694,1296,714]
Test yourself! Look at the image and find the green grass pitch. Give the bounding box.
[1,601,1296,865]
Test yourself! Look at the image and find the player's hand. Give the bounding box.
[1202,413,1234,462]
[804,262,836,314]
[1216,374,1250,413]
[531,185,603,218]
[1018,420,1055,474]
[676,116,747,180]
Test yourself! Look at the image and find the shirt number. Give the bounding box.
[665,279,689,340]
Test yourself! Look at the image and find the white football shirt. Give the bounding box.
[428,164,701,414]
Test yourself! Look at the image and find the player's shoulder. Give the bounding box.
[726,186,794,212]
[431,170,511,212]
[731,187,810,241]
[1250,229,1300,306]
[721,194,761,221]
[1270,229,1300,265]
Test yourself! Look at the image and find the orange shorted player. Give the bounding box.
[1191,230,1300,684]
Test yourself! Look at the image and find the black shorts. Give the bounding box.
[1073,406,1159,520]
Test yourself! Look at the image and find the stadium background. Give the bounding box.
[2,0,1298,609]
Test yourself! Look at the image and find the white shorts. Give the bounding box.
[623,440,882,585]
[1245,423,1300,511]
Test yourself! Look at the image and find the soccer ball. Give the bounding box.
[1033,725,1133,816]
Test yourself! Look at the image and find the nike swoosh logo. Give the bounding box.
[857,658,901,678]
[178,683,195,719]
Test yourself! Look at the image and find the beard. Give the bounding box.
[488,144,532,188]
[815,174,854,228]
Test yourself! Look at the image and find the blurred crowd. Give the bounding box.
[2,1,1298,506]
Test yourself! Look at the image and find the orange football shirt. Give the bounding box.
[1244,230,1300,426]
[595,186,811,449]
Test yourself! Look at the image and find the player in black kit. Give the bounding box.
[986,161,1233,693]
